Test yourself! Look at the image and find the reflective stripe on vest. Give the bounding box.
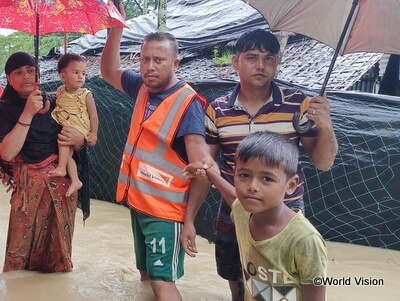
[122,87,193,180]
[116,83,202,221]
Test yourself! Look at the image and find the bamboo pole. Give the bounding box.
[64,33,67,54]
[143,0,148,15]
[158,0,167,32]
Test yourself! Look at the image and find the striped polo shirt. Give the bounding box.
[205,81,319,202]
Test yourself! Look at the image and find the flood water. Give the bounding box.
[0,186,399,300]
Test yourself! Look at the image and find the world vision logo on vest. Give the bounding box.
[137,162,172,187]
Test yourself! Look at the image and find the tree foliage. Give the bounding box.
[123,0,158,18]
[0,32,83,73]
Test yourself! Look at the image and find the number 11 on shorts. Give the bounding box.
[150,237,166,254]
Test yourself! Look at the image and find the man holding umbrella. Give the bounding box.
[200,29,338,301]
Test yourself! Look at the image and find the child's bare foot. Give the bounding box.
[49,167,67,177]
[66,180,83,197]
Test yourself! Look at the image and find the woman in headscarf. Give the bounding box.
[0,52,87,272]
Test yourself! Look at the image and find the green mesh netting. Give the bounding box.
[42,78,131,203]
[39,78,400,251]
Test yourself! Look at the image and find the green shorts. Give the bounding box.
[130,209,185,281]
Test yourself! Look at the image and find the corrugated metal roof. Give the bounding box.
[0,38,383,92]
[278,38,383,91]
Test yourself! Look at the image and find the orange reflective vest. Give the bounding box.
[116,83,206,222]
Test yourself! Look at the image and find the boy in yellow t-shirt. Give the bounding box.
[184,131,327,301]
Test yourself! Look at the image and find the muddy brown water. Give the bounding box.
[0,186,399,300]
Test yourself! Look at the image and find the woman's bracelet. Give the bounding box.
[17,120,31,127]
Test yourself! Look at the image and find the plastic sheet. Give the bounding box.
[68,0,268,56]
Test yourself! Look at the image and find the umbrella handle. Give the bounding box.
[292,84,325,134]
[292,112,314,134]
[34,84,50,115]
[38,99,50,115]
